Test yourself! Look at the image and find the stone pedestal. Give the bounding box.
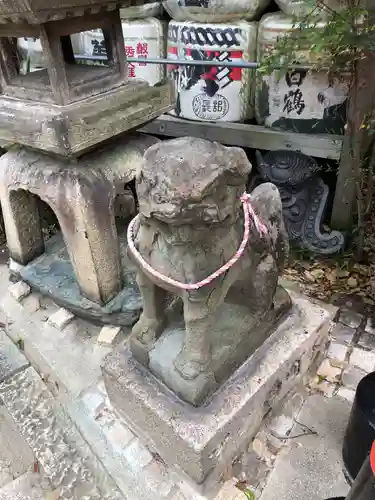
[0,133,157,322]
[102,291,333,493]
[131,286,291,405]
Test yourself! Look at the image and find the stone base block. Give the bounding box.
[13,232,142,326]
[102,291,332,492]
[131,286,291,406]
[0,81,173,157]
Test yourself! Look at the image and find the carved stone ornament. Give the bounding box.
[128,136,291,406]
[255,149,345,255]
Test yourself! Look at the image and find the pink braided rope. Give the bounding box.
[127,193,268,291]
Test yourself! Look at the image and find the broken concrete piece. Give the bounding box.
[8,281,30,302]
[47,308,74,330]
[97,326,122,347]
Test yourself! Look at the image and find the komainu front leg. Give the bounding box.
[174,293,215,380]
[131,271,167,346]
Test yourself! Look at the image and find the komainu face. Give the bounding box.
[136,137,252,226]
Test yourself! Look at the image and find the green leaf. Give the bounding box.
[243,489,256,500]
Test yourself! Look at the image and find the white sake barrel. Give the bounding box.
[168,20,257,122]
[163,0,270,22]
[274,0,342,19]
[120,2,163,19]
[255,12,349,134]
[71,18,166,86]
[17,37,44,72]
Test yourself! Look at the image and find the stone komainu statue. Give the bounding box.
[128,137,289,383]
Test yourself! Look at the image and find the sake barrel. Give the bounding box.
[163,0,270,22]
[71,18,166,86]
[255,12,349,134]
[274,0,342,19]
[168,20,257,122]
[17,37,44,72]
[120,2,163,19]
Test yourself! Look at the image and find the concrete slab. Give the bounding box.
[103,291,333,495]
[260,394,351,500]
[0,292,110,399]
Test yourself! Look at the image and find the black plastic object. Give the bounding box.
[344,441,375,500]
[342,371,375,482]
[326,442,375,500]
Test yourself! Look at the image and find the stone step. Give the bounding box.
[0,322,124,500]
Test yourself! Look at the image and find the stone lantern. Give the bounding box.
[0,0,173,323]
[0,0,171,156]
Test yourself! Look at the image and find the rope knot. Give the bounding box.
[127,192,268,291]
[240,192,251,203]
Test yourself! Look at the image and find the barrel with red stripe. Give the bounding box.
[167,20,258,122]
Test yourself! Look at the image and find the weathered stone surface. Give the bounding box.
[327,342,347,366]
[103,291,332,489]
[341,365,367,390]
[349,347,375,373]
[0,134,158,308]
[338,309,363,329]
[357,331,375,350]
[0,472,50,500]
[330,322,355,345]
[0,367,123,499]
[18,233,142,326]
[22,294,40,314]
[0,83,174,157]
[0,406,35,483]
[47,308,74,330]
[0,329,29,383]
[97,326,122,346]
[309,377,336,397]
[317,359,342,383]
[260,395,350,500]
[129,137,290,405]
[8,281,30,302]
[337,387,356,403]
[1,292,110,398]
